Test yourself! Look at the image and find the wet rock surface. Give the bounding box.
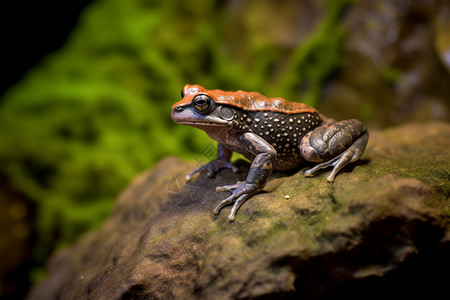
[28,123,450,300]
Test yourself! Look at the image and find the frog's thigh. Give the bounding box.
[299,119,368,181]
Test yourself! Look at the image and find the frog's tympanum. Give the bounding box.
[171,85,369,221]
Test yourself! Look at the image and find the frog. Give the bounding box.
[171,84,369,221]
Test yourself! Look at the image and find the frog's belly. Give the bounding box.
[274,152,304,171]
[259,136,304,171]
[230,144,304,171]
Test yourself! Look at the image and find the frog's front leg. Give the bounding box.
[185,143,238,181]
[300,119,368,182]
[213,133,276,221]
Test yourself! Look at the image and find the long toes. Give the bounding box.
[304,165,321,177]
[215,185,230,192]
[215,181,243,192]
[220,161,238,173]
[326,173,336,182]
[304,169,313,177]
[213,194,235,214]
[304,155,341,177]
[213,204,224,215]
[185,171,197,182]
[228,194,251,221]
[213,184,248,215]
[185,165,206,181]
[207,164,218,178]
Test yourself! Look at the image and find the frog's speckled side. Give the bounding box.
[172,85,369,221]
[233,110,322,170]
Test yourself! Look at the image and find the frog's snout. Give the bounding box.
[171,104,189,123]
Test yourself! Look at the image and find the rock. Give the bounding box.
[27,122,450,300]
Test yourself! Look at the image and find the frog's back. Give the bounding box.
[214,91,318,115]
[182,84,318,115]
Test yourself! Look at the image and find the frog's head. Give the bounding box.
[171,84,235,130]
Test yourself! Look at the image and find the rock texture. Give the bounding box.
[28,123,450,300]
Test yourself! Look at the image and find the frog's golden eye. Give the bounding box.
[192,94,213,114]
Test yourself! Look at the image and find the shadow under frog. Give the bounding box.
[171,85,369,221]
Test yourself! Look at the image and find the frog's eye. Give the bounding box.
[192,94,213,114]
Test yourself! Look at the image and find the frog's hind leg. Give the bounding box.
[300,119,368,182]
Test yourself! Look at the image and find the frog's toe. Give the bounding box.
[304,153,349,182]
[209,161,239,178]
[213,181,259,221]
[216,161,239,174]
[215,181,244,192]
[213,192,252,221]
[206,165,216,178]
[304,155,341,178]
[227,194,252,221]
[185,165,205,181]
[186,160,239,181]
[213,195,234,215]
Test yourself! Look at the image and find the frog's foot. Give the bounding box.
[304,131,369,182]
[185,159,239,182]
[304,153,346,182]
[213,181,260,221]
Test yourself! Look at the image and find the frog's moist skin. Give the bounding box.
[171,84,369,221]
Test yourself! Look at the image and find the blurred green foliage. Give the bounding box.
[279,0,350,104]
[0,0,351,281]
[381,67,403,86]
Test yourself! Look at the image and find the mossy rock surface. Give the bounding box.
[28,122,450,300]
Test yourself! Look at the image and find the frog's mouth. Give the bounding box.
[176,121,227,126]
[171,106,229,126]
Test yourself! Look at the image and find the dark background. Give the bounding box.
[1,2,92,298]
[0,1,93,97]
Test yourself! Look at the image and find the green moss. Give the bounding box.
[445,207,450,217]
[360,101,375,121]
[253,219,288,247]
[381,67,403,86]
[275,0,352,106]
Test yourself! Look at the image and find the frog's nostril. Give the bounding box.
[175,105,184,112]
